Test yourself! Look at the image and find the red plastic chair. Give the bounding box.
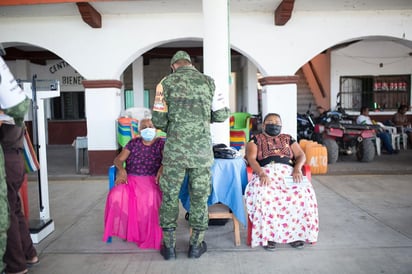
[246,164,311,246]
[19,174,29,222]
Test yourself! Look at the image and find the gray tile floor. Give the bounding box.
[23,145,412,274]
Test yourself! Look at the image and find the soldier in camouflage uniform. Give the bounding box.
[0,55,34,273]
[152,51,229,260]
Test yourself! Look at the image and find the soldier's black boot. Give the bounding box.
[188,229,207,258]
[160,228,176,260]
[188,241,207,258]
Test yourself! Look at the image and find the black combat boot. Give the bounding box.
[188,241,207,258]
[160,228,176,260]
[188,229,207,258]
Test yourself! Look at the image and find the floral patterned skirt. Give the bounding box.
[245,163,319,248]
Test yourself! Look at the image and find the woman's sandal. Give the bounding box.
[263,241,276,251]
[289,240,305,249]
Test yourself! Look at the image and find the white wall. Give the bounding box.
[331,40,412,114]
[1,6,412,144]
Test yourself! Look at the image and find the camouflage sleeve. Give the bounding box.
[152,112,168,133]
[211,107,230,123]
[3,98,30,126]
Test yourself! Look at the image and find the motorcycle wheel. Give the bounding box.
[356,138,375,162]
[323,138,339,164]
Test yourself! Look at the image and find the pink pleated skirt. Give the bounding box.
[102,175,163,250]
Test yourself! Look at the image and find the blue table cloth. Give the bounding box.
[179,158,249,226]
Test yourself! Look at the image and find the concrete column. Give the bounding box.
[244,59,258,115]
[202,0,230,145]
[132,56,145,107]
[83,80,122,175]
[260,76,299,139]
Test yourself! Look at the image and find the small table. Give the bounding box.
[179,157,249,227]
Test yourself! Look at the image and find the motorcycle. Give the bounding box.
[313,96,376,164]
[297,103,316,141]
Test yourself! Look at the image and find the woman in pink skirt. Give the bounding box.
[245,113,319,250]
[103,118,165,250]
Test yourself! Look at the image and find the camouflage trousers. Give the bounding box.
[159,165,211,246]
[0,147,10,271]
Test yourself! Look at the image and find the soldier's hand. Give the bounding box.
[212,91,226,111]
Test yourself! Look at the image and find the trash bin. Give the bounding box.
[74,136,88,173]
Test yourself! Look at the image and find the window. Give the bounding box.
[51,92,85,120]
[340,75,410,111]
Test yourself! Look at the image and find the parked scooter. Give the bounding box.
[297,103,316,141]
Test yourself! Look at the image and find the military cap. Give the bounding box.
[170,50,192,66]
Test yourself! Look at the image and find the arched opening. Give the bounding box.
[296,35,412,122]
[2,42,87,145]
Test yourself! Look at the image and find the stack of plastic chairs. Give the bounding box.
[116,107,153,147]
[229,112,251,150]
[117,117,139,147]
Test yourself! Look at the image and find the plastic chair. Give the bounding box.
[246,164,312,246]
[374,137,381,156]
[19,174,29,222]
[395,126,408,150]
[229,112,251,149]
[383,126,401,150]
[106,165,117,243]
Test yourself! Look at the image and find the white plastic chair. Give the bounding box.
[395,126,408,150]
[374,137,381,156]
[383,126,401,150]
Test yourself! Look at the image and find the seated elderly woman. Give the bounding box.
[245,113,319,250]
[102,118,165,250]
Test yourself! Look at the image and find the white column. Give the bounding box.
[245,59,258,115]
[132,56,145,107]
[85,87,121,150]
[262,84,298,139]
[203,0,230,146]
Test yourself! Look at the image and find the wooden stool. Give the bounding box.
[189,203,241,246]
[208,204,240,246]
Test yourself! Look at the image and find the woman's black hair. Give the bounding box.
[360,106,369,114]
[263,113,281,123]
[398,104,408,112]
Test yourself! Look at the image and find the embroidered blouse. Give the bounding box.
[251,133,296,167]
[125,137,165,176]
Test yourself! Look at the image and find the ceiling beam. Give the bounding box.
[2,47,60,65]
[2,46,241,64]
[274,0,295,26]
[76,2,101,28]
[0,0,99,6]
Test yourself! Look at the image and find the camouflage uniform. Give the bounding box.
[0,99,30,272]
[152,51,229,249]
[0,134,7,272]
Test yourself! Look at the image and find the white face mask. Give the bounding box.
[140,127,156,141]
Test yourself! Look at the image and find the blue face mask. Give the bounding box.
[140,128,156,141]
